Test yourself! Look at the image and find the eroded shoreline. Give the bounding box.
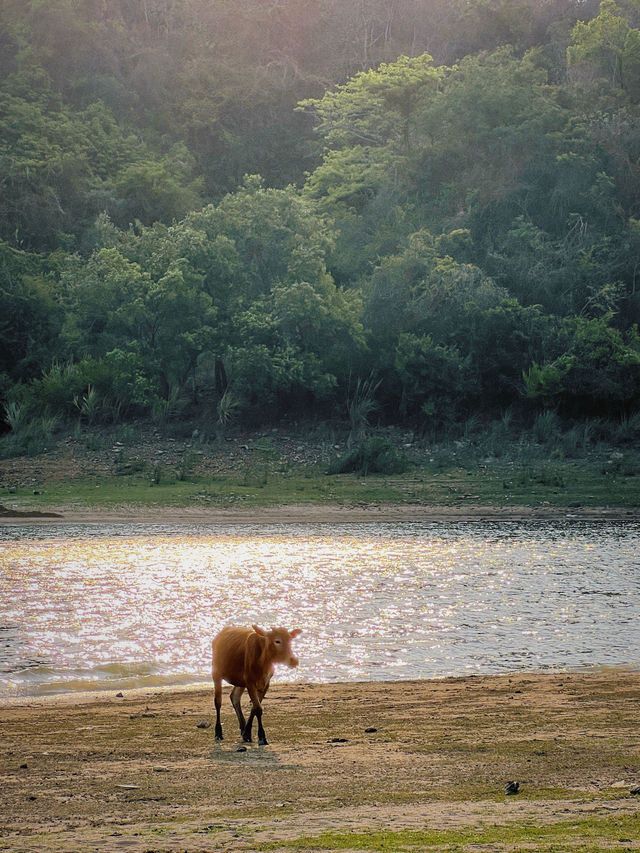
[2,501,639,526]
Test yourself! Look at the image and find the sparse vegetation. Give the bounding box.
[328,434,408,476]
[2,671,640,851]
[1,420,638,512]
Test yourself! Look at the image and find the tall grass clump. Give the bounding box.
[216,388,240,440]
[1,403,59,458]
[74,385,101,425]
[346,375,381,447]
[328,434,408,476]
[614,412,640,444]
[532,410,560,444]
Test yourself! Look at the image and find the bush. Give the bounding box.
[0,408,59,458]
[328,435,408,475]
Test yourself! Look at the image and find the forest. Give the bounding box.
[2,0,640,456]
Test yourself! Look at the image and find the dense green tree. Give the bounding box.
[60,179,365,421]
[0,91,203,251]
[394,332,472,427]
[568,0,640,98]
[300,54,442,214]
[3,0,640,437]
[0,241,61,383]
[524,316,640,414]
[59,243,217,404]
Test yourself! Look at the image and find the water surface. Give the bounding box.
[1,520,639,697]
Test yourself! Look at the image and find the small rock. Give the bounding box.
[505,781,520,795]
[631,785,640,795]
[365,727,377,733]
[19,763,27,770]
[236,746,247,752]
[115,692,123,698]
[196,719,211,729]
[328,737,348,743]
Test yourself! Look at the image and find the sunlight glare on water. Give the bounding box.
[1,521,639,696]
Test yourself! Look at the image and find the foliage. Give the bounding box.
[568,0,640,97]
[327,435,408,475]
[1,401,59,457]
[346,375,381,446]
[3,0,640,443]
[524,316,640,414]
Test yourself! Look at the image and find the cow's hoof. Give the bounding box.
[258,737,268,746]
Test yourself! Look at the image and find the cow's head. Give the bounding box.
[253,625,301,668]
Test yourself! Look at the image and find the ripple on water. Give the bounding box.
[1,520,639,696]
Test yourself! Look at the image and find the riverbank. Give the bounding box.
[1,422,639,519]
[2,670,640,852]
[2,502,640,526]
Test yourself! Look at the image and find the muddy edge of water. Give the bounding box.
[2,503,640,526]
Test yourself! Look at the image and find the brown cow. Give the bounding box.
[212,624,301,745]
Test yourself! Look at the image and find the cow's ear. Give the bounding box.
[289,628,302,638]
[252,624,266,636]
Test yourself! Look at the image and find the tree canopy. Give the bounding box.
[2,0,640,443]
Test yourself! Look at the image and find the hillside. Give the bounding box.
[2,0,640,454]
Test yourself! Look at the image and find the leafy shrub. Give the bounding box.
[346,375,380,446]
[614,413,640,444]
[532,410,560,444]
[328,435,408,475]
[0,409,59,458]
[177,451,197,482]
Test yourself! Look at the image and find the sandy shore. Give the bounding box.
[2,670,640,852]
[2,502,640,526]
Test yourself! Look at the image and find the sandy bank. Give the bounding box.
[2,670,640,852]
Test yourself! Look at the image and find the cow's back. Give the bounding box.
[212,626,252,686]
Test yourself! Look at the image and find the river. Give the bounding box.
[1,520,639,697]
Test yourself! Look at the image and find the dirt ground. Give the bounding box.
[2,670,640,852]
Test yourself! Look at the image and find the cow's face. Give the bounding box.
[253,625,301,668]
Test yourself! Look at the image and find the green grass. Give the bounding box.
[2,422,639,513]
[262,812,640,851]
[5,455,639,512]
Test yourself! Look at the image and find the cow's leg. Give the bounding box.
[213,675,223,741]
[230,685,246,735]
[242,703,255,743]
[243,685,268,745]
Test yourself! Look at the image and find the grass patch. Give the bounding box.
[268,812,640,851]
[6,456,640,511]
[2,426,639,511]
